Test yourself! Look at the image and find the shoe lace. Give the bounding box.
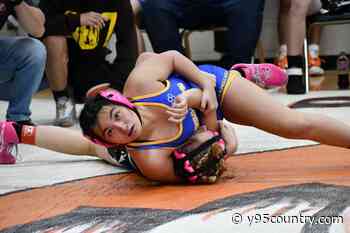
[252,66,271,87]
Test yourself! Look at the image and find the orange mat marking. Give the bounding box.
[1,145,350,229]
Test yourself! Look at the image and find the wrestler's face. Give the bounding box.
[93,105,142,145]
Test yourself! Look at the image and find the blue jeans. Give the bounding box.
[0,36,46,121]
[140,0,265,67]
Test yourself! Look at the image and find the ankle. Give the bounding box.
[287,55,303,68]
[53,88,70,102]
[12,122,36,145]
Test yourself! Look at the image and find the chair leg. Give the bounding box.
[304,38,309,93]
[256,40,265,64]
[181,29,193,59]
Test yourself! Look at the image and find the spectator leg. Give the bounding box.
[0,37,46,121]
[286,0,312,56]
[141,0,184,54]
[223,0,266,68]
[43,36,69,93]
[130,0,146,54]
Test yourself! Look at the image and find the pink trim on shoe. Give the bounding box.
[0,121,19,164]
[231,63,288,89]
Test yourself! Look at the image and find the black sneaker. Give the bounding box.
[286,67,306,94]
[338,74,349,89]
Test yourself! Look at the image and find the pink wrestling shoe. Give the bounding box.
[231,63,288,89]
[0,121,19,164]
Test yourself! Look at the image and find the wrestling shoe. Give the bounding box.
[0,121,19,164]
[55,97,76,127]
[231,63,288,89]
[308,52,324,76]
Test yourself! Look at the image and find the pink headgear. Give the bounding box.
[84,83,137,148]
[86,83,135,109]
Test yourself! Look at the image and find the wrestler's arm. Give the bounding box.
[180,88,218,131]
[34,126,121,166]
[124,51,215,101]
[15,2,45,37]
[130,149,181,183]
[129,123,238,183]
[180,89,238,155]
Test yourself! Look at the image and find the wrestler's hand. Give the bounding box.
[218,121,238,158]
[94,145,121,166]
[166,95,188,123]
[200,85,218,115]
[80,12,109,29]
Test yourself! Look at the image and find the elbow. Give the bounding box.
[29,17,46,37]
[138,51,154,60]
[136,51,155,65]
[31,27,45,38]
[162,50,181,57]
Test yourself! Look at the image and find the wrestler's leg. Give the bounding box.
[0,121,116,164]
[221,74,350,148]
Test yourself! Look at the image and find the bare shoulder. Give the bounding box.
[123,54,171,98]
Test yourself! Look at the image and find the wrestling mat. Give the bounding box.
[1,90,350,232]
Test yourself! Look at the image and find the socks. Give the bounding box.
[53,88,70,102]
[287,55,303,69]
[12,122,36,145]
[286,55,305,94]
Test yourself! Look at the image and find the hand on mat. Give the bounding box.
[218,121,237,158]
[166,95,188,123]
[94,144,121,166]
[80,12,109,30]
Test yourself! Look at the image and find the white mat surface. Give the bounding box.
[1,90,350,194]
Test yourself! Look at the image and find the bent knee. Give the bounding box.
[18,38,46,65]
[43,36,68,54]
[43,36,68,62]
[290,0,312,16]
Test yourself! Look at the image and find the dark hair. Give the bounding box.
[79,94,142,145]
[79,95,114,140]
